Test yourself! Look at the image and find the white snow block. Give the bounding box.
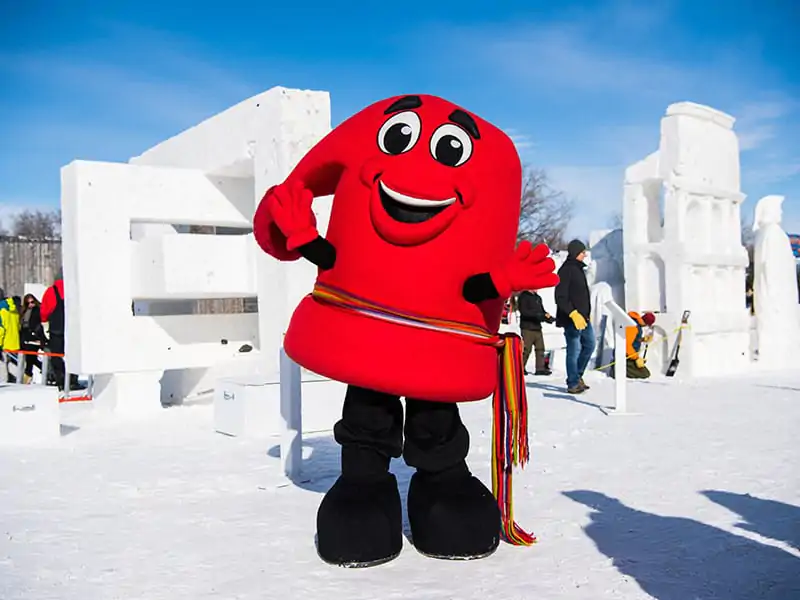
[214,375,276,438]
[0,384,60,444]
[92,372,164,416]
[131,233,257,299]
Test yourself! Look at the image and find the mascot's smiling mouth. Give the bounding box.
[378,181,457,224]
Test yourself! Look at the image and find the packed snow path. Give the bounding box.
[2,371,799,599]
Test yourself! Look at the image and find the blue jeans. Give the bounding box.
[564,321,596,389]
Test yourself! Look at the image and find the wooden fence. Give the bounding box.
[0,237,62,298]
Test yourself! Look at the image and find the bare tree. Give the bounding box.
[517,168,573,250]
[10,208,61,239]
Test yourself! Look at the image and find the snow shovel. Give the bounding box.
[666,310,691,377]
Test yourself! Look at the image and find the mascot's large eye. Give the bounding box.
[429,124,473,167]
[377,111,421,155]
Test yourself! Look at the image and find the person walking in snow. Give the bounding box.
[518,289,554,376]
[555,240,595,394]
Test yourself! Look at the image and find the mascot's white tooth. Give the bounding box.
[379,181,456,208]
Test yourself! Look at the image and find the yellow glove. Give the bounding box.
[635,357,645,369]
[642,334,653,344]
[569,310,587,330]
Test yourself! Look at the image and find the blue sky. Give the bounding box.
[1,0,798,238]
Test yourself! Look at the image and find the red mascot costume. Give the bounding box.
[254,94,559,567]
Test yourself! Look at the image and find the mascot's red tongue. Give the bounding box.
[254,93,546,547]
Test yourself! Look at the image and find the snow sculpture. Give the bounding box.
[586,229,625,371]
[623,102,750,377]
[752,195,800,367]
[588,229,625,307]
[61,87,333,414]
[590,281,616,368]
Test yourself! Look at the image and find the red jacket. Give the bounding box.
[40,279,64,323]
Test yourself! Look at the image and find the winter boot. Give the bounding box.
[404,399,500,560]
[316,386,404,567]
[578,377,590,390]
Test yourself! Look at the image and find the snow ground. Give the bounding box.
[2,370,799,600]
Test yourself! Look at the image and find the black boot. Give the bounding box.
[316,386,404,567]
[404,399,501,560]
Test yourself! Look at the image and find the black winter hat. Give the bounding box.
[567,239,587,258]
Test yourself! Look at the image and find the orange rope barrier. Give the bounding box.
[4,349,93,402]
[3,348,65,358]
[59,395,92,403]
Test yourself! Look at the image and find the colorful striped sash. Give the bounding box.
[311,281,536,546]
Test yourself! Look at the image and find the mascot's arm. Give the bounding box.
[462,241,559,304]
[462,273,500,304]
[297,237,336,271]
[253,125,347,266]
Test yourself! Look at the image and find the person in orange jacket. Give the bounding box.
[624,311,656,379]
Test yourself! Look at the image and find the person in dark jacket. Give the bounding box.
[20,293,47,384]
[555,240,596,394]
[41,273,84,392]
[518,289,554,375]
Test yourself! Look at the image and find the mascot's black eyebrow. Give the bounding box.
[448,109,480,140]
[383,97,480,140]
[384,95,423,114]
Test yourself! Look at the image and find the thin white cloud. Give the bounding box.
[0,21,259,135]
[738,125,777,151]
[418,15,705,102]
[735,98,797,151]
[545,165,625,238]
[416,8,799,238]
[502,128,536,159]
[3,55,252,132]
[744,162,800,185]
[736,99,796,122]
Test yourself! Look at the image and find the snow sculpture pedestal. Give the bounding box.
[602,301,640,417]
[214,375,275,438]
[0,384,60,445]
[623,102,750,378]
[278,349,302,480]
[590,282,616,371]
[213,349,303,480]
[92,372,163,417]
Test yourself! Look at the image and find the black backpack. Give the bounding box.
[48,284,65,335]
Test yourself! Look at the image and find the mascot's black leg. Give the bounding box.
[316,385,404,567]
[404,399,501,560]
